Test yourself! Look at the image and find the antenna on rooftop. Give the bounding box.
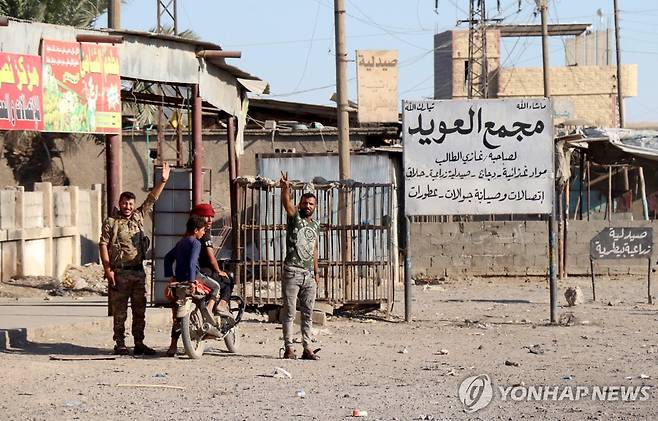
[156,0,178,35]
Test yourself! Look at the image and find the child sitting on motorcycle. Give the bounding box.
[164,215,222,357]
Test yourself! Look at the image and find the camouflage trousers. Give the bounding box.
[110,268,147,344]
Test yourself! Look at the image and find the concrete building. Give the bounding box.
[433,28,637,127]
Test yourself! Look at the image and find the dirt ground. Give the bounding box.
[1,275,658,420]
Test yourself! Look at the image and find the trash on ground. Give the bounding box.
[272,367,292,379]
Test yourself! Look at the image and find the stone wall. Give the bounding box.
[0,183,102,280]
[497,64,637,126]
[410,219,658,278]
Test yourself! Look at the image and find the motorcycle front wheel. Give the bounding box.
[223,324,239,353]
[181,306,206,359]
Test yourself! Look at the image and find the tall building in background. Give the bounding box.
[434,27,637,127]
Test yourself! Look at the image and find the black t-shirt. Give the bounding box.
[197,231,214,271]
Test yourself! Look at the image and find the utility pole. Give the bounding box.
[106,0,121,317]
[458,0,502,98]
[106,0,121,217]
[539,0,558,324]
[157,0,178,35]
[613,0,630,193]
[467,0,488,98]
[613,0,624,128]
[334,0,351,184]
[155,0,180,167]
[108,0,120,29]
[334,0,353,300]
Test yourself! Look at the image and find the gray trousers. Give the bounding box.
[282,265,316,349]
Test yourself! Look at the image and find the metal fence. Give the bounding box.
[235,180,394,310]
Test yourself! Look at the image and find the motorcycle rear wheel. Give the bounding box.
[181,306,205,359]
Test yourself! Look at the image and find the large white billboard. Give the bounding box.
[403,98,554,215]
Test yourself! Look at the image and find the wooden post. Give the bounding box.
[648,257,653,304]
[586,159,591,221]
[558,188,565,280]
[607,166,613,222]
[590,258,596,301]
[579,151,585,220]
[639,166,649,220]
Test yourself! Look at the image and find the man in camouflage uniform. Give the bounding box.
[99,162,170,355]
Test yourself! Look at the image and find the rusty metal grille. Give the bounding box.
[235,182,394,309]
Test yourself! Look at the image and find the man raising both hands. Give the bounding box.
[279,171,321,360]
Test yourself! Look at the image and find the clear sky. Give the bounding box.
[102,0,657,124]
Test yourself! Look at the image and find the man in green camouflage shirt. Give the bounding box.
[99,162,170,356]
[279,171,320,360]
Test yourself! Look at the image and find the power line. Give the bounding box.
[222,29,432,49]
[345,0,428,50]
[290,1,322,93]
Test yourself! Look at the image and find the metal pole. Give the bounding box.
[586,159,591,221]
[191,84,202,205]
[608,165,613,222]
[539,0,557,324]
[579,151,585,220]
[404,216,412,322]
[228,117,240,287]
[105,134,121,216]
[334,0,353,299]
[156,0,161,32]
[157,106,164,165]
[105,0,121,217]
[639,166,649,220]
[108,0,120,29]
[334,0,351,183]
[613,0,625,127]
[176,109,183,167]
[590,258,596,301]
[540,0,550,98]
[173,0,178,35]
[648,258,653,304]
[106,0,121,317]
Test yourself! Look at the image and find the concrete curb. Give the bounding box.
[0,308,173,351]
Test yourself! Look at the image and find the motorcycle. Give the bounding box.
[168,275,245,359]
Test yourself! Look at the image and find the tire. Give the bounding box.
[181,306,206,359]
[223,324,239,353]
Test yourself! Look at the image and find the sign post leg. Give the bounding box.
[590,258,596,302]
[549,205,558,324]
[648,258,652,305]
[404,216,412,322]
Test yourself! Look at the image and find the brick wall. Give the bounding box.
[410,220,658,278]
[432,28,638,127]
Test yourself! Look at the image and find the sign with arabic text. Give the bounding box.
[41,39,121,133]
[402,98,554,215]
[590,227,652,260]
[356,50,398,123]
[0,52,43,131]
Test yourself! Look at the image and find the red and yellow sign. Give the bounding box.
[42,39,120,133]
[0,52,44,131]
